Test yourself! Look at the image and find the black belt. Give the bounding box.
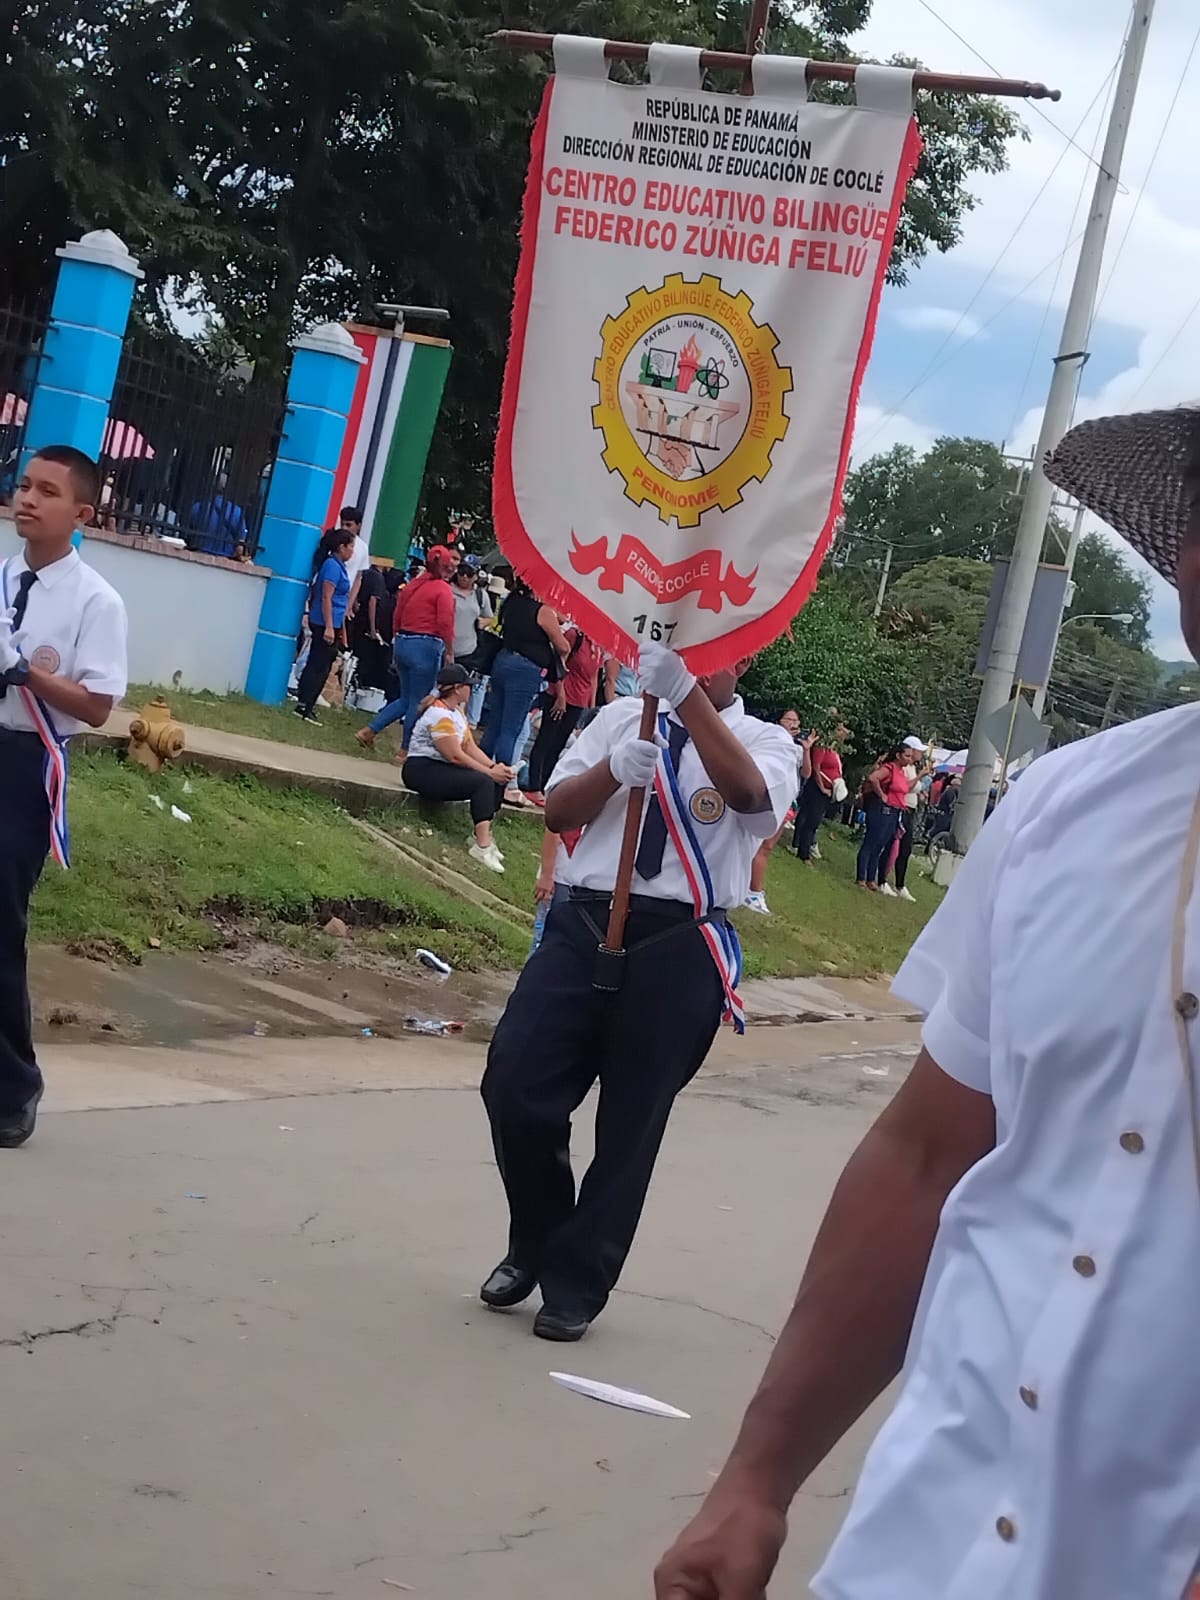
[568,888,726,924]
[0,727,44,748]
[566,889,726,993]
[396,631,441,640]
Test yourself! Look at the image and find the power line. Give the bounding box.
[1094,16,1200,318]
[1004,54,1121,443]
[857,227,1088,455]
[1127,285,1200,406]
[909,0,1134,181]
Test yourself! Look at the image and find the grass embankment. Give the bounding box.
[400,807,941,981]
[32,753,528,969]
[124,683,395,761]
[40,747,940,980]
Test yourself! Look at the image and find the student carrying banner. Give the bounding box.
[0,446,128,1147]
[478,642,796,1341]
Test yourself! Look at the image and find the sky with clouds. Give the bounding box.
[847,0,1197,659]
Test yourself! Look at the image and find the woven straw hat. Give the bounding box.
[1044,404,1200,586]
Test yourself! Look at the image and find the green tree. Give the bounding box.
[1,0,1027,521]
[741,583,916,770]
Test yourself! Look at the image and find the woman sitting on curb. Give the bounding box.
[403,664,515,874]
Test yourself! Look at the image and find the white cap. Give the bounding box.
[903,735,927,751]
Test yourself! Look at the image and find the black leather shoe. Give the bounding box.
[480,1262,537,1309]
[0,1088,42,1150]
[533,1305,591,1342]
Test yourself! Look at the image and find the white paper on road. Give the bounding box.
[550,1370,690,1419]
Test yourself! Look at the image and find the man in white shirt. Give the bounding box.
[0,445,128,1147]
[655,400,1200,1600]
[479,642,797,1342]
[338,505,371,618]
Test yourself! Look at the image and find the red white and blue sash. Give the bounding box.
[653,712,745,1034]
[2,559,70,868]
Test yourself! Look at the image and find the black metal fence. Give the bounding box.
[0,299,48,502]
[98,333,286,560]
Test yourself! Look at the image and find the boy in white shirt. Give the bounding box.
[0,445,128,1146]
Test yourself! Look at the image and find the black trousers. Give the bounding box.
[791,778,828,860]
[0,732,50,1116]
[296,632,339,713]
[524,702,582,794]
[889,806,915,890]
[402,756,499,825]
[481,892,723,1320]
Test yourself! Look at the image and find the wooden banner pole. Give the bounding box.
[491,32,1062,101]
[601,692,661,955]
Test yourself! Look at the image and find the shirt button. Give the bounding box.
[1018,1385,1038,1411]
[1072,1254,1097,1278]
[1176,992,1199,1020]
[996,1516,1017,1542]
[1119,1131,1145,1154]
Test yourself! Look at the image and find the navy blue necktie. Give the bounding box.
[0,570,35,697]
[634,719,690,880]
[10,569,35,629]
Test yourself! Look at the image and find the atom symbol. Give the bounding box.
[696,358,730,400]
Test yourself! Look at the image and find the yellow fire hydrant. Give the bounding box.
[128,697,186,774]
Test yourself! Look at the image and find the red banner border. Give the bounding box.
[492,76,924,673]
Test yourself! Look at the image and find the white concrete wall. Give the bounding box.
[0,520,267,693]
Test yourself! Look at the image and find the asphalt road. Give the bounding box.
[1,1014,918,1600]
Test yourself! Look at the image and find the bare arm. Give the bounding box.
[656,1050,995,1597]
[320,579,335,640]
[865,761,890,803]
[537,605,571,659]
[675,683,770,815]
[544,757,619,833]
[432,731,510,779]
[24,669,114,730]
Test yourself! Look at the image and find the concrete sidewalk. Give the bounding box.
[95,707,414,810]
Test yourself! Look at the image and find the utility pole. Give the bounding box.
[1100,676,1122,731]
[1032,500,1087,720]
[873,543,894,619]
[954,0,1155,851]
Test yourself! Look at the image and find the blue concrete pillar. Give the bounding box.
[245,323,366,704]
[22,229,142,468]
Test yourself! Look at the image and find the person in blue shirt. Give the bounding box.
[294,529,355,724]
[189,474,250,559]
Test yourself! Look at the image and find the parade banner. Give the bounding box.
[494,38,922,671]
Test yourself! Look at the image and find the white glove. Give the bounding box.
[0,610,22,676]
[638,641,696,710]
[610,737,663,790]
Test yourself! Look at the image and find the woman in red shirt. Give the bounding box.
[855,742,909,890]
[356,545,455,754]
[521,625,605,804]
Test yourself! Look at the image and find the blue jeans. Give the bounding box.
[479,649,545,767]
[467,675,488,726]
[857,803,900,884]
[369,634,444,747]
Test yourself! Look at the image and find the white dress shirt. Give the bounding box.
[345,535,371,592]
[814,703,1200,1600]
[0,549,128,736]
[547,695,797,911]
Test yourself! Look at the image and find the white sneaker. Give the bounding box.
[468,837,504,861]
[469,841,505,874]
[811,843,822,860]
[742,890,770,914]
[879,883,898,898]
[898,886,916,902]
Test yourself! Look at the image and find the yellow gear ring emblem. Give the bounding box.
[592,272,792,530]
